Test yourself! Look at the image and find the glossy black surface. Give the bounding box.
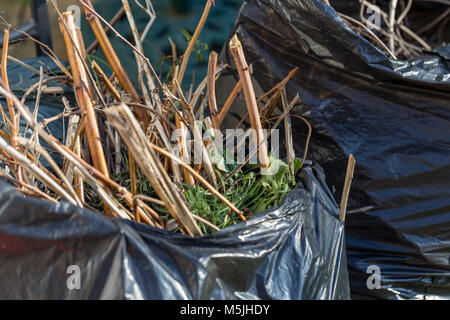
[0,165,349,299]
[225,0,450,299]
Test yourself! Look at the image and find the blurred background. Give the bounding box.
[1,0,97,59]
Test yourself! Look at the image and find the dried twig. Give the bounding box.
[122,0,160,108]
[16,137,83,207]
[9,26,72,77]
[7,55,41,75]
[135,0,157,42]
[339,13,397,59]
[359,0,431,51]
[0,169,58,203]
[0,135,77,206]
[78,0,163,90]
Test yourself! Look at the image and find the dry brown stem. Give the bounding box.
[339,154,356,222]
[207,51,220,132]
[229,34,270,170]
[218,80,242,125]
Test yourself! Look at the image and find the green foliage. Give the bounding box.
[154,54,179,83]
[250,155,300,214]
[184,168,265,234]
[94,145,301,235]
[179,28,209,63]
[184,154,302,234]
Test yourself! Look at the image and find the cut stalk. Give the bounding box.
[1,28,17,149]
[229,34,270,170]
[59,12,110,213]
[1,28,23,184]
[207,51,220,133]
[280,88,295,179]
[339,154,356,222]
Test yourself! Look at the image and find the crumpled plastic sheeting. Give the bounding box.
[0,165,350,299]
[224,0,450,299]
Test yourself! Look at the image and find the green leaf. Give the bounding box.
[179,28,192,42]
[196,52,203,63]
[294,158,303,174]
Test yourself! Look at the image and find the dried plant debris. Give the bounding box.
[0,0,311,236]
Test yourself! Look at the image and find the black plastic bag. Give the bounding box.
[0,165,350,299]
[222,0,450,299]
